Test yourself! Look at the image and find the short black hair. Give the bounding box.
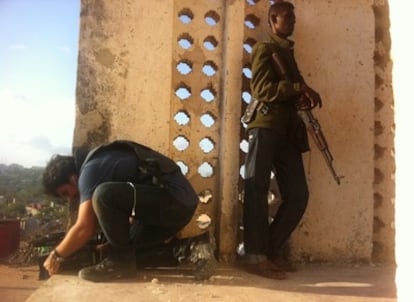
[42,154,77,196]
[268,1,295,26]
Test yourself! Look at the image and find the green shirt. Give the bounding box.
[247,33,304,136]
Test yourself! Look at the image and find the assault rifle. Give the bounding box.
[299,110,342,185]
[270,52,342,185]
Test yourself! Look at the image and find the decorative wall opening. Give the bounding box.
[171,1,224,238]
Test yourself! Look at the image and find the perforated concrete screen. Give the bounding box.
[171,1,225,238]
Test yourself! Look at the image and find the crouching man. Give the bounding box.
[42,140,215,282]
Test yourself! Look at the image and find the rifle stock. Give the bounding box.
[270,52,342,185]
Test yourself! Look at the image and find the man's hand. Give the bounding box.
[298,84,322,110]
[43,250,63,276]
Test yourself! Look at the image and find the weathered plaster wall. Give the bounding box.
[74,0,174,152]
[289,0,376,262]
[289,0,394,263]
[74,0,394,263]
[372,1,395,263]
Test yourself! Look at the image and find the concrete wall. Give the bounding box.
[372,1,395,263]
[74,0,174,151]
[291,0,376,262]
[291,0,394,263]
[73,0,395,263]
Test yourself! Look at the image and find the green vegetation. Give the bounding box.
[0,164,45,201]
[0,163,65,220]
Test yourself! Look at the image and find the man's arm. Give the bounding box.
[250,42,302,103]
[43,200,98,275]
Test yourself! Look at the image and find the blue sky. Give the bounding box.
[0,0,80,167]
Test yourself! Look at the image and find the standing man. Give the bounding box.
[42,140,214,282]
[242,1,322,279]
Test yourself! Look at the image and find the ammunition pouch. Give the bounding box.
[241,98,269,124]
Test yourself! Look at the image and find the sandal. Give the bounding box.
[270,257,297,272]
[242,260,287,280]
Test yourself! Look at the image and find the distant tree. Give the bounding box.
[0,164,67,222]
[36,203,67,221]
[0,201,26,218]
[0,164,47,205]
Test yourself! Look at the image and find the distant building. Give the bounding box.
[25,202,44,216]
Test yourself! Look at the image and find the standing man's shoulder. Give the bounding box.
[251,41,275,65]
[252,41,270,56]
[252,40,283,57]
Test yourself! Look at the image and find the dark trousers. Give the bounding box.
[243,128,309,259]
[92,182,194,260]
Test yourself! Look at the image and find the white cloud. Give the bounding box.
[56,45,72,55]
[0,88,74,167]
[8,44,26,50]
[0,138,71,168]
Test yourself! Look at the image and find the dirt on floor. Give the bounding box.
[0,261,398,302]
[3,229,397,302]
[0,264,43,302]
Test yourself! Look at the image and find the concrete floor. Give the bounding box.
[24,263,397,302]
[0,264,43,302]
